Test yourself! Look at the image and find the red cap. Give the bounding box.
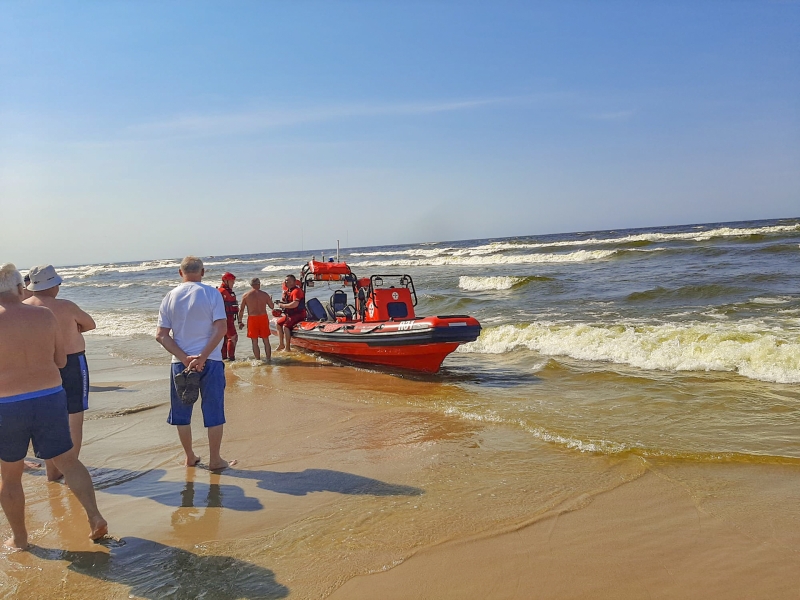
[222,272,236,280]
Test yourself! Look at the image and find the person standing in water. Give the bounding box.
[238,277,274,361]
[0,263,107,549]
[24,265,96,482]
[218,272,239,361]
[156,256,236,471]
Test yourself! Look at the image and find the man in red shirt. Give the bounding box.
[217,272,239,361]
[275,274,306,351]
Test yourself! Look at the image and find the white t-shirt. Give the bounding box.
[158,281,226,363]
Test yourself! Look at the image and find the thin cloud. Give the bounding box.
[125,94,564,139]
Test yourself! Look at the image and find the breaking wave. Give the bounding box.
[351,249,618,268]
[458,275,552,291]
[460,320,800,383]
[87,311,159,337]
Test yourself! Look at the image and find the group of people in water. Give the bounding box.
[0,256,306,551]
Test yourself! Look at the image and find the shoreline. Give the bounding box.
[1,336,799,598]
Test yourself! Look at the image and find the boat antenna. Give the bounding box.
[337,239,340,262]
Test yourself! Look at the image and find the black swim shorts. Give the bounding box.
[60,351,89,414]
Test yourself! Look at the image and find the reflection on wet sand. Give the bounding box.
[29,537,289,599]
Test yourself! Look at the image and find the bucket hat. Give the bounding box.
[27,265,63,291]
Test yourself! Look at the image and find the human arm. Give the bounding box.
[266,293,274,310]
[71,302,96,333]
[52,313,67,369]
[187,319,227,372]
[155,327,192,367]
[238,292,247,329]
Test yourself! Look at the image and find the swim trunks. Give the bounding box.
[0,387,73,462]
[60,351,89,414]
[246,313,271,338]
[167,360,226,428]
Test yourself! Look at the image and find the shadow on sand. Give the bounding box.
[225,468,424,497]
[87,468,264,511]
[30,537,289,599]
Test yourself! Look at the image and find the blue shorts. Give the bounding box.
[0,387,73,463]
[60,351,89,414]
[167,360,226,428]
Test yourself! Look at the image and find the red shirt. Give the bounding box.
[282,286,305,318]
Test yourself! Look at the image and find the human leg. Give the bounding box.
[261,337,271,361]
[0,460,28,550]
[177,425,200,466]
[168,364,200,466]
[49,451,107,540]
[251,337,261,360]
[45,410,85,479]
[198,361,235,470]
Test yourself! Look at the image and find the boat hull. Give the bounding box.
[271,315,481,373]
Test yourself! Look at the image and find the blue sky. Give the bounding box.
[1,1,798,266]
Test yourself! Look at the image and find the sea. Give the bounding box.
[54,216,800,465]
[5,216,800,599]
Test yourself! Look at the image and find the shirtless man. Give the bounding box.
[0,263,107,550]
[24,265,96,482]
[238,278,274,361]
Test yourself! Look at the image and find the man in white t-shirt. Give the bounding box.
[156,256,236,471]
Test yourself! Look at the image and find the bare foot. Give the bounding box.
[185,455,201,467]
[206,458,237,472]
[45,460,63,482]
[24,460,41,470]
[4,537,29,552]
[89,517,109,541]
[275,345,285,351]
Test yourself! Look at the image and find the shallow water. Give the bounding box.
[51,216,800,464]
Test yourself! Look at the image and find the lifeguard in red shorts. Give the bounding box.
[217,272,239,361]
[275,274,305,352]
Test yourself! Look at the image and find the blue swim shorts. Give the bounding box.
[167,360,226,428]
[60,351,89,414]
[0,387,73,463]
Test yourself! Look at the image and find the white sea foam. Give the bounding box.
[465,223,800,253]
[352,249,617,268]
[86,311,159,337]
[460,321,800,384]
[458,276,528,291]
[261,264,304,273]
[751,296,794,305]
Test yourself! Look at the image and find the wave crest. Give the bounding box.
[458,275,551,291]
[460,321,800,383]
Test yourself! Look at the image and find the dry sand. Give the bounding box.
[1,338,799,599]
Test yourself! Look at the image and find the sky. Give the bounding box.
[1,1,798,267]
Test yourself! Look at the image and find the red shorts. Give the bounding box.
[277,312,304,330]
[246,314,271,339]
[225,316,237,337]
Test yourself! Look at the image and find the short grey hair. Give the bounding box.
[0,263,23,294]
[180,256,204,274]
[250,277,260,287]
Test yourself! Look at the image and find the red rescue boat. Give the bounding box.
[272,260,481,373]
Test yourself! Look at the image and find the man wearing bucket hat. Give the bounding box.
[0,263,107,549]
[24,265,96,483]
[217,272,239,361]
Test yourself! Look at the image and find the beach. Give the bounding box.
[2,219,800,598]
[1,335,799,599]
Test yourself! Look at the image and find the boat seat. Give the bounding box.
[329,290,355,320]
[305,297,328,322]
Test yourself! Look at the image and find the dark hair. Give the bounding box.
[285,274,296,282]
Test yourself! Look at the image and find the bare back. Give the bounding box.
[241,289,273,316]
[0,302,65,397]
[24,295,95,354]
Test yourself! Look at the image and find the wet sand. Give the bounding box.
[1,337,799,599]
